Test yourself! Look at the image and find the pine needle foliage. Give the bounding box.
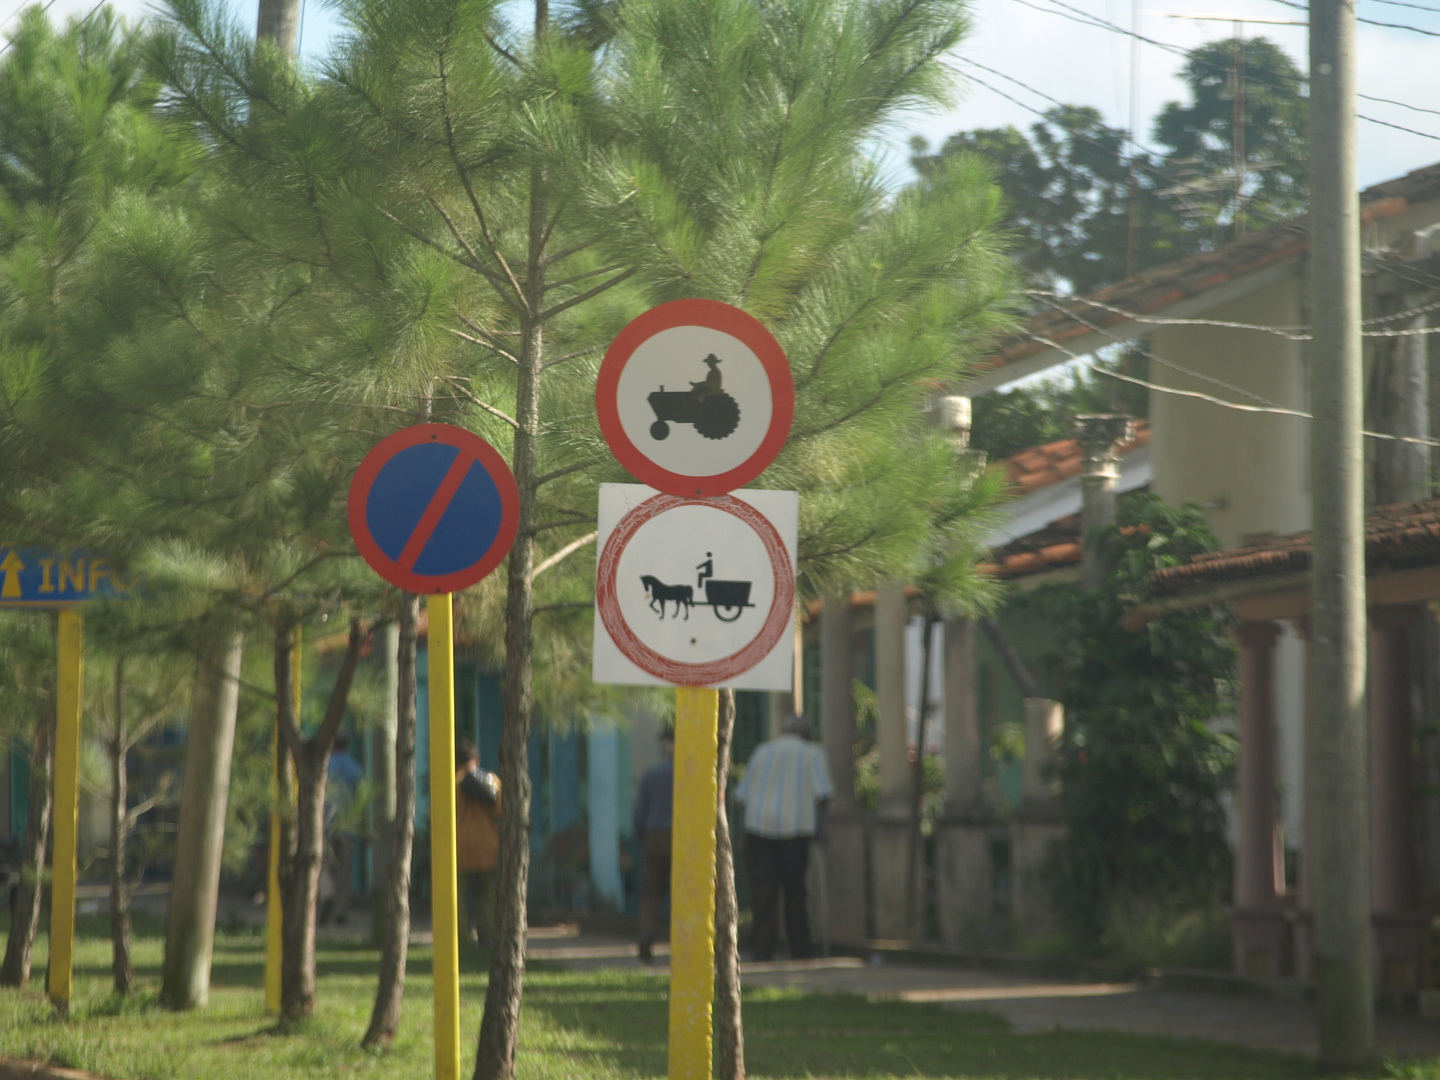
[135,0,1021,1067]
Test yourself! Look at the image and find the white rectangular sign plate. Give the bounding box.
[591,484,798,691]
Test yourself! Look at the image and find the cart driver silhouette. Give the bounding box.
[697,553,714,590]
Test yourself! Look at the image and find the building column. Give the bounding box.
[1009,698,1065,941]
[1072,414,1135,591]
[819,594,864,942]
[1369,605,1425,992]
[1289,614,1315,980]
[1232,621,1288,976]
[871,584,911,937]
[935,619,991,945]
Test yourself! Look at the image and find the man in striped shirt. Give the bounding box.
[734,713,833,961]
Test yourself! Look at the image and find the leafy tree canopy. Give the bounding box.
[913,37,1307,295]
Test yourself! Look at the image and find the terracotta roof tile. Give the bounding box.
[975,162,1440,380]
[1149,498,1440,596]
[1002,421,1151,495]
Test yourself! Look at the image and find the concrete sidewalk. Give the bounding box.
[526,926,1440,1060]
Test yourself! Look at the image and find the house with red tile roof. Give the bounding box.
[808,159,1440,967]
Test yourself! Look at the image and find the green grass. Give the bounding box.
[0,914,1378,1079]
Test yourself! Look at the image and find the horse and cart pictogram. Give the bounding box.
[640,550,753,622]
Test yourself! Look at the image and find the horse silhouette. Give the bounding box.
[640,575,693,620]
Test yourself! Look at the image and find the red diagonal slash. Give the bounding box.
[395,449,477,572]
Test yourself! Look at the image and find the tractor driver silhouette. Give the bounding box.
[690,354,723,399]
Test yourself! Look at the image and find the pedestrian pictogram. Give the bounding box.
[597,299,794,498]
[592,484,797,690]
[347,423,520,594]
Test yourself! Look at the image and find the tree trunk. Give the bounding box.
[364,596,419,1048]
[275,620,367,1023]
[714,687,745,1080]
[280,740,327,1021]
[370,620,400,945]
[1,710,54,989]
[474,58,548,1075]
[905,615,937,939]
[161,628,243,1011]
[110,657,134,995]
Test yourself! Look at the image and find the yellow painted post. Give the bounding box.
[49,609,83,1009]
[669,686,719,1079]
[265,631,301,1014]
[427,594,461,1080]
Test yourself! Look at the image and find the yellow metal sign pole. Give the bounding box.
[669,686,719,1079]
[428,594,461,1080]
[265,630,301,1014]
[49,609,83,1009]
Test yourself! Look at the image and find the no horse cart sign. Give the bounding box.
[591,484,797,691]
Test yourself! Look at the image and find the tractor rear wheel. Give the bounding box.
[694,392,740,440]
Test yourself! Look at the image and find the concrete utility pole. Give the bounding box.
[1308,0,1374,1068]
[256,0,300,54]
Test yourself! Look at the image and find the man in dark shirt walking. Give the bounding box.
[632,728,674,963]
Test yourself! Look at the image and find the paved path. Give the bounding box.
[526,927,1440,1060]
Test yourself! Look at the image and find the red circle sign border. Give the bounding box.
[595,299,795,498]
[595,493,795,686]
[347,423,520,595]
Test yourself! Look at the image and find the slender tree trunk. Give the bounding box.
[364,596,419,1048]
[475,28,548,1069]
[1,711,54,988]
[714,688,745,1080]
[280,741,327,1021]
[370,620,399,945]
[275,620,367,1023]
[110,657,134,995]
[161,628,243,1011]
[905,615,937,939]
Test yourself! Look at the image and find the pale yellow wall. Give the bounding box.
[1149,271,1311,549]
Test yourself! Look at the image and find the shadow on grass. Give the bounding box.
[520,972,1317,1080]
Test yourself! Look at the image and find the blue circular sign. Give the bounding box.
[348,424,520,593]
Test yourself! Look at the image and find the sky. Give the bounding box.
[7,0,1439,192]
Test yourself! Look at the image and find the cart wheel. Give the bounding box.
[714,605,744,622]
[650,420,670,440]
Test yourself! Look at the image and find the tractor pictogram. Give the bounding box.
[647,353,741,441]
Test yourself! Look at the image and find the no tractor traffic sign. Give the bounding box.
[596,299,795,498]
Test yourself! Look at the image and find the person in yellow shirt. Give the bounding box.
[455,740,501,952]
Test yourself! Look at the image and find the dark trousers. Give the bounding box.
[744,833,811,961]
[460,869,496,951]
[639,830,672,946]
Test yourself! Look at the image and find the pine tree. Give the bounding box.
[144,0,1019,1070]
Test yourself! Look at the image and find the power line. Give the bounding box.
[0,0,62,56]
[1029,334,1440,447]
[1013,0,1440,140]
[1368,0,1440,14]
[957,57,1170,159]
[1267,0,1440,34]
[1359,93,1440,118]
[1031,289,1440,338]
[1030,296,1288,405]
